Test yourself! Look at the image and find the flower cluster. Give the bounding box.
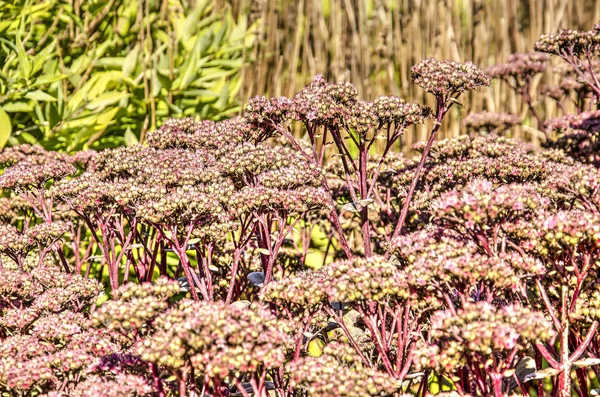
[69,374,155,397]
[0,144,70,166]
[485,53,549,78]
[287,342,401,396]
[544,110,600,133]
[534,29,600,56]
[261,256,409,307]
[0,159,76,189]
[432,179,549,231]
[392,227,544,292]
[0,263,112,393]
[543,110,600,165]
[462,111,521,133]
[26,220,71,244]
[289,75,358,124]
[91,278,180,334]
[372,95,433,125]
[146,117,247,149]
[137,301,291,376]
[386,135,566,215]
[415,302,554,373]
[516,210,600,256]
[411,59,490,97]
[0,224,35,255]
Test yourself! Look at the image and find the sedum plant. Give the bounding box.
[4,31,600,397]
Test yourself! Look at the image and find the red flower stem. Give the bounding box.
[358,140,372,257]
[536,279,562,330]
[569,320,599,362]
[325,306,372,368]
[389,96,446,243]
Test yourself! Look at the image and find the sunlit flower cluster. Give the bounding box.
[137,301,292,376]
[411,59,490,97]
[535,28,600,56]
[485,53,549,78]
[287,342,401,396]
[462,111,521,133]
[415,302,554,372]
[261,256,409,306]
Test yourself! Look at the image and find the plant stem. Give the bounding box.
[389,96,446,243]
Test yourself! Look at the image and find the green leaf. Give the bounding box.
[32,41,56,75]
[15,35,32,79]
[122,46,139,78]
[0,107,12,149]
[256,248,270,256]
[524,367,561,382]
[31,74,68,87]
[2,102,34,112]
[307,338,325,357]
[87,92,129,110]
[124,127,138,146]
[96,57,124,69]
[25,90,57,102]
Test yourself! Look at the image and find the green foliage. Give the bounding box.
[0,0,256,151]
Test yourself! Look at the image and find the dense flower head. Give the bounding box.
[261,256,409,307]
[387,136,566,214]
[0,159,76,189]
[92,278,179,333]
[415,302,554,372]
[543,111,600,165]
[411,59,490,97]
[0,266,103,332]
[540,83,567,100]
[549,130,600,166]
[0,195,30,222]
[137,300,291,376]
[0,224,35,254]
[485,53,549,78]
[553,164,600,210]
[462,111,521,133]
[147,117,246,149]
[287,342,401,396]
[291,75,358,124]
[544,110,600,133]
[229,185,332,217]
[245,95,294,139]
[392,227,544,291]
[54,127,328,227]
[432,179,550,230]
[372,95,433,125]
[26,220,71,245]
[347,100,378,134]
[69,374,155,397]
[0,144,70,166]
[514,209,600,256]
[418,134,531,160]
[0,263,111,393]
[534,28,600,56]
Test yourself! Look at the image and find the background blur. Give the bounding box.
[1,0,599,151]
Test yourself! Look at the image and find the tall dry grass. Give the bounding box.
[227,0,600,150]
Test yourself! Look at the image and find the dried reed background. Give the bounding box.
[224,0,600,149]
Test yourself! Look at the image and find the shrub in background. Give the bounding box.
[0,0,256,151]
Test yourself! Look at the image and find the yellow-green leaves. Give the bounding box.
[0,107,12,149]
